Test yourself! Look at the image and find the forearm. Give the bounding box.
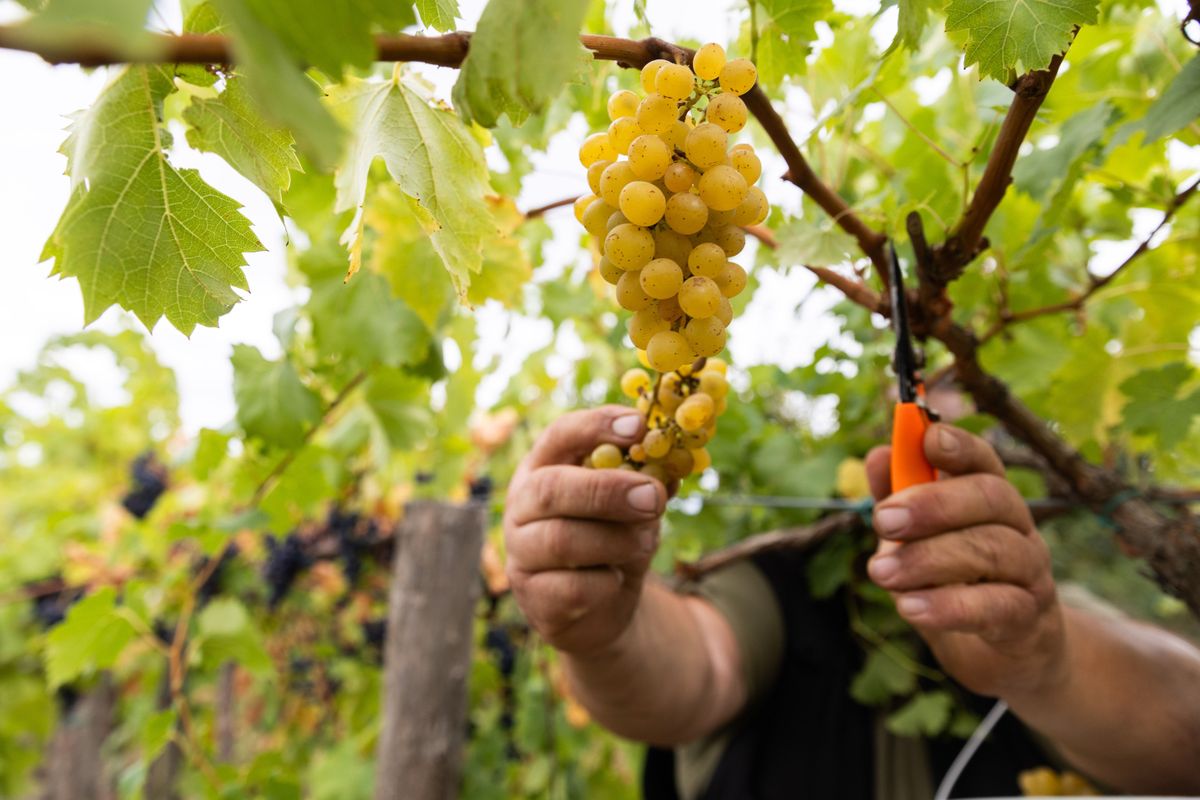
[1005,604,1200,793]
[563,578,745,746]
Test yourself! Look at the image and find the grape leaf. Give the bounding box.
[40,66,263,334]
[897,0,932,51]
[230,345,321,448]
[1119,363,1200,447]
[44,587,136,688]
[139,709,177,764]
[415,0,460,30]
[213,0,345,168]
[452,0,591,127]
[195,598,272,675]
[15,0,155,56]
[184,78,302,204]
[1138,55,1200,144]
[775,216,858,267]
[1013,101,1115,199]
[752,0,833,84]
[886,690,954,736]
[944,0,1098,82]
[367,188,454,330]
[850,647,919,704]
[365,370,436,449]
[332,76,497,295]
[305,270,431,370]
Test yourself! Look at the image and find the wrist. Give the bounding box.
[999,601,1073,707]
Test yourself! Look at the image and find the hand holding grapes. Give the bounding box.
[503,407,667,655]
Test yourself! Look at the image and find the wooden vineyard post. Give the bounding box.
[374,500,486,800]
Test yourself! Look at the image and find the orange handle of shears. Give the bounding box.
[891,402,937,492]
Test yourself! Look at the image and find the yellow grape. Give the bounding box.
[733,186,770,226]
[579,132,616,167]
[628,134,672,180]
[730,146,762,184]
[637,348,653,369]
[639,257,683,299]
[599,160,636,208]
[679,424,712,448]
[641,59,671,92]
[715,294,733,325]
[684,316,727,357]
[698,369,729,399]
[583,198,617,236]
[619,181,666,227]
[628,306,667,348]
[616,270,653,312]
[690,447,712,474]
[665,192,709,235]
[662,447,695,480]
[574,193,596,224]
[663,161,697,193]
[678,275,722,318]
[608,116,643,155]
[655,62,694,100]
[706,224,745,256]
[587,159,611,194]
[706,92,748,133]
[591,443,624,469]
[676,392,715,431]
[604,223,655,270]
[717,261,747,298]
[653,228,692,265]
[657,372,686,413]
[688,242,727,278]
[608,89,640,120]
[629,443,647,462]
[677,362,695,377]
[657,294,683,323]
[637,93,678,135]
[599,256,623,285]
[643,428,672,459]
[620,368,652,398]
[704,357,728,375]
[719,58,758,95]
[698,164,749,212]
[693,42,726,81]
[666,119,693,151]
[606,209,629,232]
[646,330,692,372]
[639,461,670,483]
[685,122,729,169]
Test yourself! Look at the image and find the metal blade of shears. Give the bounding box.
[888,242,919,404]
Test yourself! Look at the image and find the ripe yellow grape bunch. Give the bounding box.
[573,43,768,482]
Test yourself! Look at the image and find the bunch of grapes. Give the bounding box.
[574,43,766,481]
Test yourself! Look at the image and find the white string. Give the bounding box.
[934,699,1009,800]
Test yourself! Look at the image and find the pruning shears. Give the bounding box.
[888,242,938,493]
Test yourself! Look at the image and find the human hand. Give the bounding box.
[504,407,667,655]
[864,424,1067,699]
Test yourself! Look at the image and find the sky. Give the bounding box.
[0,0,1195,435]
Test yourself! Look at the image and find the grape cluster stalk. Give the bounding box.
[574,43,767,481]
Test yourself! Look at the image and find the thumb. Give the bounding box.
[523,406,645,471]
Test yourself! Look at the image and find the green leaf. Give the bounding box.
[192,428,230,479]
[306,270,431,370]
[230,345,321,448]
[364,370,436,449]
[415,0,460,30]
[849,647,919,704]
[44,587,136,688]
[452,0,591,127]
[368,188,454,331]
[213,0,345,169]
[195,598,273,675]
[1013,102,1115,199]
[40,66,263,334]
[945,0,1098,82]
[184,78,302,204]
[1138,55,1200,144]
[897,0,932,51]
[15,0,155,55]
[886,689,954,737]
[752,0,833,84]
[775,216,858,267]
[138,709,176,764]
[1119,363,1200,447]
[332,76,497,295]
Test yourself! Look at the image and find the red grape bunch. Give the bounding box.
[574,43,767,481]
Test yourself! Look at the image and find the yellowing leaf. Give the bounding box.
[41,66,263,334]
[945,0,1098,82]
[332,76,497,296]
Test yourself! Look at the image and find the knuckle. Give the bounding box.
[975,473,1016,519]
[533,468,563,515]
[542,520,572,566]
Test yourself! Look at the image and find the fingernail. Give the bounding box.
[869,555,899,583]
[938,426,959,453]
[612,414,641,438]
[627,483,660,513]
[875,507,911,537]
[897,596,930,617]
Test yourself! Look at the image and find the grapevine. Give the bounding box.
[576,43,767,482]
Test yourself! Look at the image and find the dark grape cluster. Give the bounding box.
[196,544,239,607]
[31,588,76,630]
[469,475,493,502]
[329,508,380,587]
[263,533,310,608]
[121,452,168,519]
